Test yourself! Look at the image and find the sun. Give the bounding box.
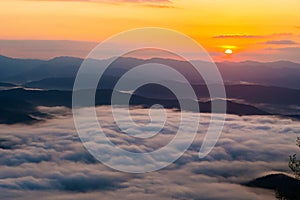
[225,49,233,55]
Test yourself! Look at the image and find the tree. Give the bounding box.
[289,137,300,179]
[274,140,300,200]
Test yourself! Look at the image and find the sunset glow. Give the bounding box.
[0,0,300,62]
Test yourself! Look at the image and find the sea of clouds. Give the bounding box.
[0,106,299,200]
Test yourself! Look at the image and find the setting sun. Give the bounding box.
[225,49,233,55]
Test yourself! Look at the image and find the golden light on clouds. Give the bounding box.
[0,0,300,61]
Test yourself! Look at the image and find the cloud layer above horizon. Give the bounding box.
[1,38,300,62]
[28,0,173,6]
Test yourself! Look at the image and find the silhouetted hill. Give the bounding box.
[135,83,300,106]
[133,83,300,114]
[0,88,270,124]
[225,84,300,105]
[22,77,300,114]
[245,174,300,200]
[0,82,16,87]
[0,95,47,124]
[25,77,75,90]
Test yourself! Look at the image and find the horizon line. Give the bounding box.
[1,54,300,65]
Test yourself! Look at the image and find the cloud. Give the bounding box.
[29,0,173,4]
[141,3,175,8]
[0,106,299,199]
[0,162,127,192]
[213,35,265,39]
[0,40,97,60]
[230,46,300,63]
[268,46,300,52]
[277,47,300,50]
[262,40,298,45]
[28,0,176,9]
[272,33,294,36]
[213,33,295,40]
[113,0,172,2]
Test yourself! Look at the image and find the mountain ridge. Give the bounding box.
[1,55,300,89]
[0,88,270,124]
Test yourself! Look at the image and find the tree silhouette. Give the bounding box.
[274,137,300,200]
[289,137,300,179]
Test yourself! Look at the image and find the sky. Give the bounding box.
[0,0,300,62]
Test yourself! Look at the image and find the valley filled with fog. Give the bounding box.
[0,106,299,200]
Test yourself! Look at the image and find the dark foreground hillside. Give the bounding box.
[245,174,300,200]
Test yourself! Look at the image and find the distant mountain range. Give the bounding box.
[1,55,300,89]
[1,55,300,124]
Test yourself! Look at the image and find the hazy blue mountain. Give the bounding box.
[6,56,82,83]
[24,75,121,90]
[0,82,16,87]
[0,55,45,80]
[215,60,300,89]
[25,77,75,90]
[1,55,300,89]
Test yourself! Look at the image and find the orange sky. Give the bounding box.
[0,0,300,62]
